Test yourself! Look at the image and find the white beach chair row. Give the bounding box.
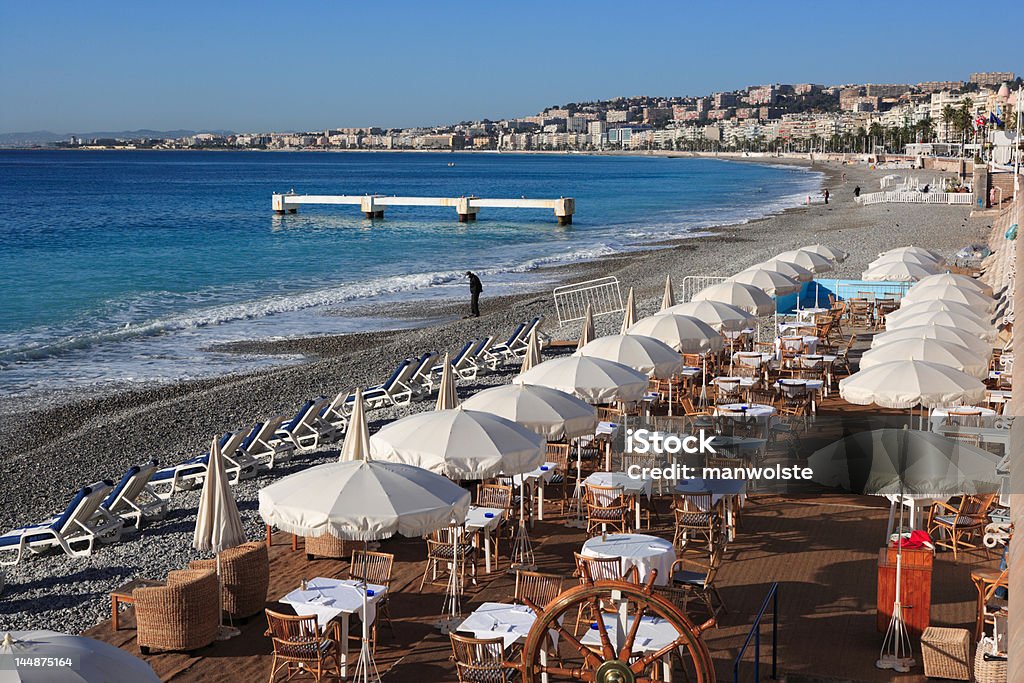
[0,317,546,566]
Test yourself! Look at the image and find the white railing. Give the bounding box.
[682,275,728,302]
[552,276,623,324]
[827,280,911,301]
[856,191,974,206]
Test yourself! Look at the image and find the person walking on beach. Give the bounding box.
[823,188,830,205]
[854,185,861,198]
[466,271,483,317]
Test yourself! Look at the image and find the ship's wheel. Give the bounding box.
[512,569,716,682]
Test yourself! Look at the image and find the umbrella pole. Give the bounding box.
[511,477,536,571]
[215,554,240,640]
[877,485,915,672]
[567,440,586,529]
[353,539,380,683]
[437,522,463,634]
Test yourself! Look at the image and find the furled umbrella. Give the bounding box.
[576,334,684,379]
[620,287,637,334]
[691,280,776,316]
[520,327,541,374]
[0,631,160,682]
[728,267,801,297]
[435,352,459,410]
[774,248,833,273]
[870,324,993,357]
[808,428,1001,672]
[861,260,937,282]
[885,310,996,341]
[800,243,848,263]
[664,300,756,332]
[577,304,595,350]
[749,259,815,283]
[858,338,989,379]
[192,434,247,640]
[660,274,676,310]
[515,355,650,404]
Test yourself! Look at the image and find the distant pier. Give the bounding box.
[272,193,575,225]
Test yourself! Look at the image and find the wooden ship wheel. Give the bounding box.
[512,569,716,683]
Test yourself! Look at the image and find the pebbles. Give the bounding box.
[0,161,990,634]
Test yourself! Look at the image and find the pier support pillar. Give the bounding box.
[554,197,575,226]
[272,193,297,214]
[360,196,385,220]
[455,198,479,223]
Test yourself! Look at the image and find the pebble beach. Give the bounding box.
[0,158,993,635]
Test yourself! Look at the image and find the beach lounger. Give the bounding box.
[349,359,417,409]
[152,431,258,497]
[275,398,340,451]
[0,481,123,565]
[431,340,477,379]
[464,336,497,377]
[321,392,352,431]
[99,460,168,528]
[485,323,526,365]
[240,416,296,470]
[491,317,546,363]
[407,351,439,398]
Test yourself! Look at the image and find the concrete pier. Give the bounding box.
[272,193,574,224]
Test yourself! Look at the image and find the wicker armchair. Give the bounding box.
[134,569,219,654]
[189,541,269,620]
[305,532,346,560]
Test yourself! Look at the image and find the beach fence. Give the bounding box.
[856,191,974,206]
[682,275,727,302]
[552,276,624,324]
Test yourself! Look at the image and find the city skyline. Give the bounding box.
[2,0,1022,134]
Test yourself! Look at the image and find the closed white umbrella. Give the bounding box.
[664,300,756,332]
[868,251,941,270]
[516,355,649,404]
[576,334,684,379]
[0,632,160,682]
[435,352,459,410]
[774,248,833,273]
[910,272,992,297]
[370,408,545,480]
[750,259,815,283]
[839,360,986,409]
[885,310,996,340]
[577,304,595,350]
[340,388,372,462]
[462,383,598,441]
[885,300,989,328]
[862,261,937,282]
[691,280,775,316]
[901,283,996,311]
[859,338,989,379]
[801,244,848,263]
[728,268,800,297]
[879,246,944,265]
[871,324,993,357]
[519,327,541,373]
[661,274,675,310]
[625,313,724,353]
[620,287,637,334]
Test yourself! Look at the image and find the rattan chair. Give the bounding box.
[927,493,998,559]
[305,532,346,561]
[544,443,573,513]
[189,541,269,621]
[420,527,477,590]
[514,569,564,609]
[672,494,717,551]
[135,569,220,654]
[584,484,628,536]
[669,545,727,618]
[449,632,516,682]
[265,609,342,683]
[348,549,395,647]
[572,553,624,633]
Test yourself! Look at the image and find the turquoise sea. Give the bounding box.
[0,151,821,396]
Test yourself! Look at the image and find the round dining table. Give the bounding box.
[581,533,675,585]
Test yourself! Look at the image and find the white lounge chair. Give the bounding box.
[240,416,296,470]
[407,351,439,398]
[99,461,168,528]
[0,481,123,565]
[466,336,497,376]
[431,340,476,379]
[485,322,526,366]
[275,398,339,451]
[490,317,545,363]
[151,431,257,497]
[349,359,417,409]
[320,392,351,431]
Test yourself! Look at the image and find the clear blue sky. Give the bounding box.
[2,0,1020,134]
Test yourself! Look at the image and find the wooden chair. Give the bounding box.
[672,494,718,551]
[778,336,805,367]
[944,408,983,428]
[265,609,342,683]
[421,527,477,589]
[847,299,873,328]
[448,632,514,683]
[927,493,998,559]
[545,443,573,514]
[514,569,564,609]
[597,406,624,423]
[348,549,395,648]
[971,567,1009,640]
[714,378,744,405]
[831,333,857,379]
[669,545,727,617]
[573,553,624,633]
[477,482,515,550]
[584,484,629,536]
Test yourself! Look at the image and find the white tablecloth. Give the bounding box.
[776,336,819,357]
[716,403,776,418]
[580,613,683,654]
[465,506,504,532]
[457,602,538,649]
[511,462,556,488]
[930,406,997,418]
[581,533,674,585]
[585,471,652,498]
[281,577,385,627]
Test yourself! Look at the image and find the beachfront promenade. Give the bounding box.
[272,192,576,224]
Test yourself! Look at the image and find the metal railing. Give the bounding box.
[825,279,911,302]
[856,190,974,206]
[733,582,779,683]
[552,276,623,324]
[682,275,727,302]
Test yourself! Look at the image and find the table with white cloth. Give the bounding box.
[580,613,686,679]
[581,533,674,585]
[775,335,819,359]
[584,472,652,530]
[777,377,824,413]
[458,602,559,681]
[930,405,998,419]
[465,506,505,573]
[595,422,620,471]
[280,577,387,677]
[511,462,556,524]
[674,478,747,542]
[715,403,776,418]
[880,494,948,541]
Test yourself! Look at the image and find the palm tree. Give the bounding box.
[916,116,936,143]
[941,105,956,142]
[868,122,883,151]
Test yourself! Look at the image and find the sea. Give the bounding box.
[0,150,821,399]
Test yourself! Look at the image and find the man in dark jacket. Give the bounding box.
[466,271,483,317]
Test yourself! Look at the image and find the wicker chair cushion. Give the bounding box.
[934,515,983,526]
[278,638,335,660]
[675,513,711,526]
[672,570,709,587]
[458,665,516,682]
[431,543,475,559]
[589,507,625,520]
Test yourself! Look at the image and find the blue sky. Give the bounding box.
[1,0,1020,134]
